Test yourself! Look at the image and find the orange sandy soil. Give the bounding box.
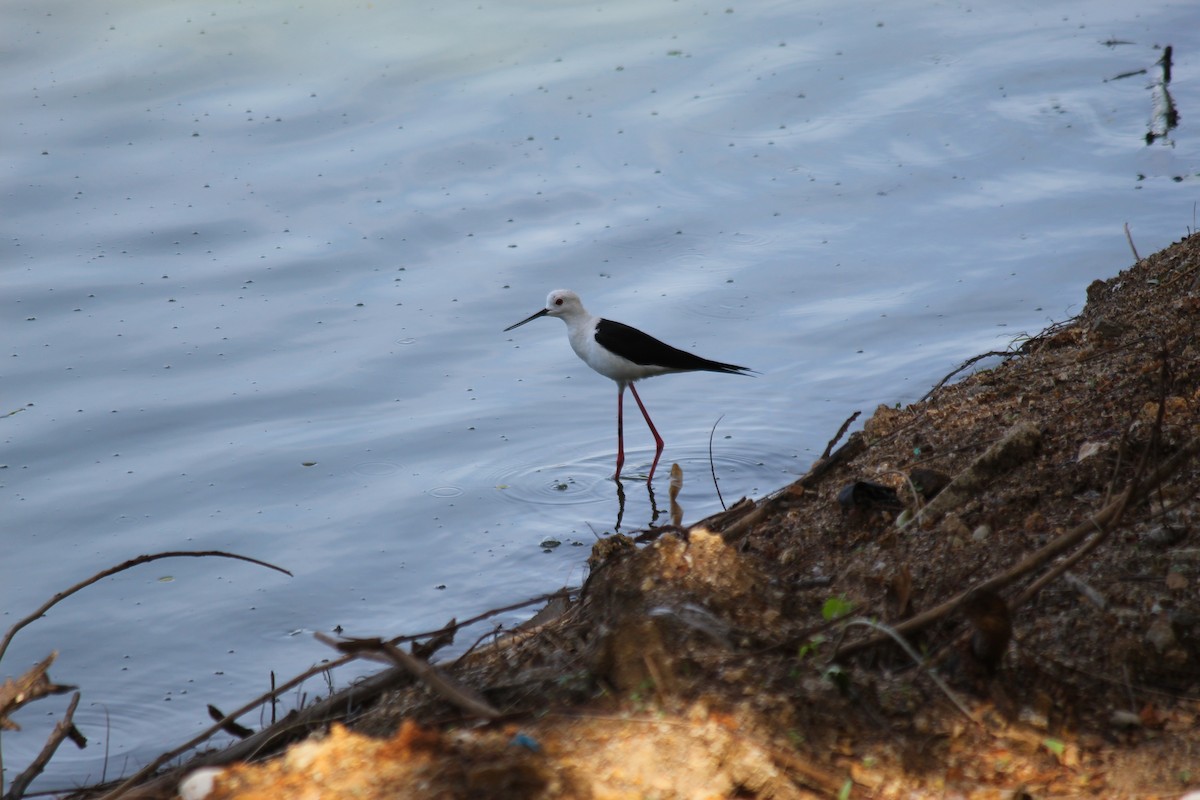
[76,234,1200,799]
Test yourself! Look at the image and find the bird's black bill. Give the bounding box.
[503,307,549,332]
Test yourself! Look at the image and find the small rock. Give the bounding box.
[1141,396,1189,423]
[1089,317,1125,340]
[1086,278,1108,304]
[941,513,970,538]
[1109,709,1142,729]
[1145,615,1177,653]
[179,767,223,800]
[962,589,1011,672]
[908,467,950,500]
[1018,706,1049,730]
[836,480,903,513]
[1144,523,1187,547]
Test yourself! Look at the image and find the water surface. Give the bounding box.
[3,0,1198,790]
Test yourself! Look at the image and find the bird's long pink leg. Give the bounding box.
[628,382,665,484]
[613,384,626,480]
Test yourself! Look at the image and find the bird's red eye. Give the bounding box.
[554,298,563,306]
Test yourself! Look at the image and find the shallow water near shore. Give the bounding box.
[3,0,1199,790]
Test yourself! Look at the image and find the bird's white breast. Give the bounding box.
[568,320,675,383]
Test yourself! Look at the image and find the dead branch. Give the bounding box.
[206,705,254,739]
[0,653,75,731]
[905,422,1042,528]
[723,402,932,546]
[765,742,852,796]
[842,618,977,725]
[411,619,457,661]
[1011,347,1175,610]
[94,653,404,800]
[317,634,500,720]
[717,502,771,545]
[453,624,507,668]
[722,432,867,544]
[801,431,867,491]
[708,415,726,510]
[1125,222,1141,262]
[821,410,860,460]
[920,350,1016,404]
[1060,572,1108,611]
[387,588,578,649]
[93,589,575,799]
[689,497,755,536]
[0,551,291,666]
[3,692,82,800]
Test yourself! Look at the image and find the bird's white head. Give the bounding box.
[542,289,584,319]
[503,289,587,331]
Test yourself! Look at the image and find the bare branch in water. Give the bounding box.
[4,692,83,800]
[0,551,292,666]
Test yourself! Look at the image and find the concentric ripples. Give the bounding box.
[350,461,402,477]
[491,456,620,507]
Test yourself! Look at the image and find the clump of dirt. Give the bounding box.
[81,235,1200,799]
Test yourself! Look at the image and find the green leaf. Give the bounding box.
[822,595,854,621]
[797,633,826,660]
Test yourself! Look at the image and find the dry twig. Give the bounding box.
[919,350,1016,404]
[315,634,500,720]
[0,653,75,731]
[708,415,726,510]
[722,431,867,544]
[93,589,575,799]
[1124,222,1141,262]
[3,692,82,800]
[94,652,389,800]
[843,618,977,724]
[821,410,860,460]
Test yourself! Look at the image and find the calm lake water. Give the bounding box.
[3,0,1198,790]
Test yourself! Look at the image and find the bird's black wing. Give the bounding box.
[594,319,751,374]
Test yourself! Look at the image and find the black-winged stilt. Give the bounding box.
[504,289,753,484]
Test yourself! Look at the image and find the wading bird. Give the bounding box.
[504,289,752,483]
